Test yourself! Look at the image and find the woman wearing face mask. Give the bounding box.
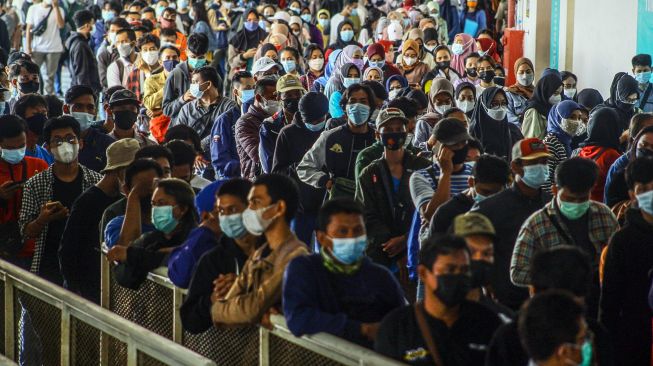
[450,33,478,76]
[469,86,524,160]
[189,3,218,50]
[505,57,535,126]
[458,0,487,37]
[363,66,383,83]
[560,71,578,100]
[316,9,331,49]
[328,63,361,119]
[542,100,584,193]
[572,88,604,150]
[420,46,462,91]
[279,46,303,77]
[300,44,324,91]
[598,72,641,132]
[364,43,401,81]
[109,178,198,289]
[397,29,436,70]
[313,49,339,94]
[324,45,364,99]
[257,43,279,62]
[476,36,500,63]
[395,39,430,86]
[227,9,267,77]
[327,20,362,52]
[385,74,409,101]
[413,78,454,151]
[289,16,309,49]
[522,73,563,140]
[455,81,476,118]
[357,7,382,46]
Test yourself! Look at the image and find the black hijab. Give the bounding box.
[602,72,639,131]
[577,88,604,111]
[581,107,622,150]
[328,20,361,51]
[229,9,268,51]
[469,86,520,160]
[455,81,476,117]
[525,73,563,116]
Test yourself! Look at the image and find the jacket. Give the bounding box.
[65,32,101,94]
[297,123,376,189]
[235,104,270,180]
[162,61,192,120]
[210,105,242,179]
[355,140,422,179]
[142,70,167,114]
[576,145,621,202]
[356,153,431,266]
[259,111,289,174]
[521,108,548,139]
[96,45,119,89]
[211,234,308,326]
[604,153,630,207]
[272,114,325,214]
[167,227,220,289]
[174,96,237,153]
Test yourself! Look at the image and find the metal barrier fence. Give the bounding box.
[101,252,406,366]
[0,259,216,366]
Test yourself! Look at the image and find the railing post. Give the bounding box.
[172,287,183,344]
[100,252,109,366]
[127,342,137,366]
[60,305,71,366]
[259,327,269,366]
[4,276,15,361]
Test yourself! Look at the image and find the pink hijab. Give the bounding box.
[451,33,478,76]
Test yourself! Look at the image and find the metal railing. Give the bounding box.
[0,259,216,366]
[101,252,406,365]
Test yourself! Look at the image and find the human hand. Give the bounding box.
[243,48,257,59]
[260,307,280,330]
[0,181,21,200]
[183,90,196,102]
[212,273,237,301]
[382,236,406,257]
[129,180,154,200]
[38,201,67,223]
[107,245,128,262]
[360,322,380,341]
[437,145,454,175]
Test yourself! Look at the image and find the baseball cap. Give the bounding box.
[109,89,140,107]
[252,57,279,75]
[376,107,408,130]
[511,138,551,161]
[453,213,495,238]
[102,138,140,173]
[276,74,305,94]
[432,117,472,145]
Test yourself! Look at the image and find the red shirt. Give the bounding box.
[577,145,621,203]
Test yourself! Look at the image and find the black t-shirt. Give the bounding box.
[41,170,83,284]
[429,192,474,237]
[375,301,502,366]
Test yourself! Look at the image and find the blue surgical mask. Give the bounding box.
[71,111,95,131]
[281,60,296,73]
[219,213,248,239]
[300,14,311,23]
[521,164,549,189]
[163,59,179,72]
[188,57,207,69]
[305,120,326,132]
[346,103,370,126]
[452,43,464,55]
[557,194,590,220]
[151,205,179,234]
[240,89,255,104]
[1,147,26,165]
[318,19,329,28]
[343,77,359,88]
[351,8,358,16]
[635,71,652,84]
[369,60,385,69]
[102,10,115,21]
[330,235,367,264]
[340,29,354,42]
[636,190,653,216]
[474,192,487,203]
[189,83,205,99]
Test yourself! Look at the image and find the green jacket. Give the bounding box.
[354,140,422,180]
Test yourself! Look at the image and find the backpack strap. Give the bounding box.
[414,303,445,366]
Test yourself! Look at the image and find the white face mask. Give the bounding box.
[308,58,324,71]
[434,103,451,115]
[53,142,79,164]
[388,89,401,100]
[458,100,475,113]
[241,204,277,236]
[486,106,507,121]
[263,98,281,115]
[549,94,562,105]
[560,118,583,136]
[563,88,577,99]
[403,56,417,66]
[517,73,534,87]
[117,43,133,58]
[141,50,159,66]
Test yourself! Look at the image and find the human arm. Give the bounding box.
[599,234,626,336]
[116,182,149,247]
[52,0,64,28]
[521,109,545,139]
[162,70,189,119]
[24,9,32,54]
[296,132,331,189]
[509,223,538,286]
[420,148,453,221]
[211,111,241,178]
[106,61,122,88]
[167,228,217,289]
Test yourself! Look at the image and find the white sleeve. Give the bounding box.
[409,171,434,211]
[106,61,121,88]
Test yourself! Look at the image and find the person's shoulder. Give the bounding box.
[287,253,320,273]
[461,300,502,324]
[361,258,400,281]
[379,304,414,327]
[24,155,48,171]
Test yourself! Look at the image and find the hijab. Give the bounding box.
[525,73,563,116]
[604,72,640,131]
[331,20,360,50]
[469,86,514,159]
[314,49,340,91]
[547,100,582,156]
[477,37,499,61]
[577,88,604,111]
[230,9,267,51]
[325,47,362,97]
[400,39,421,70]
[427,77,454,113]
[506,57,535,99]
[455,81,477,117]
[363,66,383,81]
[582,107,622,150]
[385,74,408,91]
[451,33,478,75]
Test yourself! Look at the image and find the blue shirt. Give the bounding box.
[210,106,242,179]
[26,144,54,165]
[104,215,156,248]
[167,227,220,288]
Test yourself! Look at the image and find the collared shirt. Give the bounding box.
[79,127,116,172]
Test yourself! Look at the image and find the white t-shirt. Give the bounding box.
[26,4,64,53]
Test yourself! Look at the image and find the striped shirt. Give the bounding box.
[409,162,474,211]
[542,133,569,193]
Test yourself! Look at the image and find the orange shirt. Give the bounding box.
[152,29,188,61]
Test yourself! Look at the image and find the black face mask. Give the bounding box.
[451,144,469,165]
[19,80,40,94]
[479,70,496,83]
[437,60,451,70]
[637,148,653,159]
[283,98,300,114]
[466,68,477,77]
[470,260,493,288]
[434,274,472,307]
[25,113,48,136]
[493,76,506,86]
[381,131,407,150]
[113,110,139,130]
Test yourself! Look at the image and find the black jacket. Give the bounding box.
[429,192,474,237]
[66,32,102,94]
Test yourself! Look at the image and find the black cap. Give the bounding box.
[432,117,472,146]
[8,51,31,66]
[299,92,329,123]
[109,89,140,107]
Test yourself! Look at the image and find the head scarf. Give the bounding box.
[317,9,331,31]
[386,74,408,92]
[477,37,498,59]
[315,49,340,91]
[320,0,339,20]
[506,57,535,99]
[605,72,639,130]
[229,9,268,50]
[525,73,563,116]
[271,23,289,37]
[427,77,454,113]
[363,66,383,81]
[375,17,390,41]
[401,39,421,69]
[547,100,582,156]
[581,107,622,150]
[406,28,424,43]
[332,20,359,50]
[423,28,438,46]
[451,33,478,75]
[577,88,604,111]
[366,43,386,59]
[325,58,360,98]
[335,45,363,72]
[469,86,514,160]
[455,81,477,99]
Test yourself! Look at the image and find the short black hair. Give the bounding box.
[317,198,364,232]
[64,85,97,105]
[531,246,591,297]
[279,46,300,61]
[187,32,209,56]
[233,70,253,85]
[108,17,130,30]
[407,89,428,110]
[138,34,160,48]
[192,66,223,92]
[464,52,480,64]
[217,178,252,204]
[134,145,175,165]
[626,156,653,189]
[116,28,136,42]
[159,45,181,56]
[629,113,653,141]
[361,80,388,101]
[303,43,324,59]
[73,9,95,28]
[560,71,577,83]
[43,95,63,118]
[555,157,599,194]
[477,55,495,67]
[252,173,299,222]
[433,45,450,56]
[165,139,196,167]
[164,125,201,152]
[340,83,376,117]
[387,97,419,119]
[255,77,277,95]
[632,54,652,68]
[141,6,155,14]
[0,115,27,141]
[467,137,484,154]
[419,234,469,269]
[43,116,81,144]
[125,158,164,189]
[443,107,465,119]
[105,1,121,14]
[155,178,198,226]
[518,290,584,362]
[8,60,39,78]
[14,94,47,119]
[473,154,510,185]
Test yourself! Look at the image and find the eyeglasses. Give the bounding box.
[50,134,78,147]
[489,101,508,108]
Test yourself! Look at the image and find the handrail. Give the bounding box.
[0,259,216,366]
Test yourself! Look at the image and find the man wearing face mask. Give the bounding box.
[375,235,502,365]
[511,157,618,319]
[14,94,54,164]
[63,85,116,173]
[106,28,138,88]
[283,198,405,347]
[211,173,309,328]
[108,89,154,147]
[65,10,101,94]
[20,116,102,284]
[632,54,653,113]
[7,60,41,112]
[475,55,497,97]
[97,17,129,90]
[259,74,305,174]
[472,138,552,310]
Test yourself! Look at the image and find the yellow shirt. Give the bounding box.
[143,70,167,114]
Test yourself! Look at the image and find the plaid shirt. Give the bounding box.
[19,165,102,274]
[510,199,618,286]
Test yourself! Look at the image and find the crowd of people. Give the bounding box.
[0,0,652,365]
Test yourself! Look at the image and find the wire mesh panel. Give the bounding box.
[0,277,5,356]
[70,316,101,365]
[14,289,61,366]
[106,333,128,365]
[183,326,259,365]
[137,350,169,366]
[268,333,346,366]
